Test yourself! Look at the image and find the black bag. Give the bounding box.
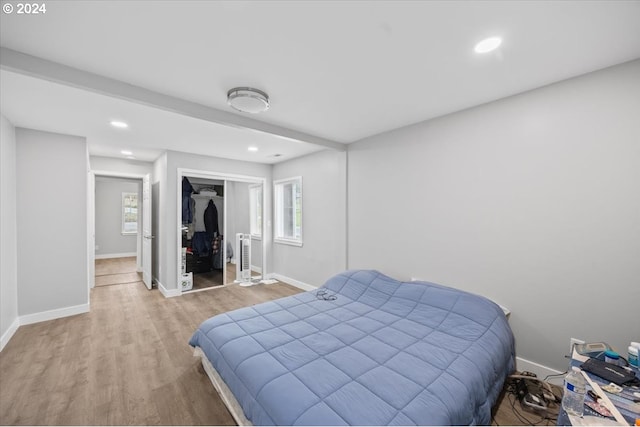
[580,358,637,385]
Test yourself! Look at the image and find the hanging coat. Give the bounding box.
[204,199,219,237]
[182,177,195,224]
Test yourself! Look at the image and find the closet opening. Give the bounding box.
[177,169,267,294]
[181,176,226,291]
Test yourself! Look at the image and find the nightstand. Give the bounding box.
[557,350,640,426]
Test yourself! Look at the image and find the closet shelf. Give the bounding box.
[192,194,223,199]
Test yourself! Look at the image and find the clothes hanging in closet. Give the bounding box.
[182,177,194,224]
[191,232,212,256]
[204,199,219,237]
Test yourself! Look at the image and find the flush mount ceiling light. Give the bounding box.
[474,37,502,53]
[110,120,129,128]
[227,87,270,113]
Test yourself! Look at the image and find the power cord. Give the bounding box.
[505,374,560,425]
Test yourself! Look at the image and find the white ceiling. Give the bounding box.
[1,1,639,163]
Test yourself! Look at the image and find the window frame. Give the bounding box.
[249,184,263,240]
[121,191,139,235]
[273,176,303,247]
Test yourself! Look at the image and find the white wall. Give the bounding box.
[156,150,271,291]
[90,155,153,176]
[347,60,640,372]
[95,177,140,256]
[0,115,19,350]
[272,149,347,287]
[16,128,89,316]
[152,153,167,287]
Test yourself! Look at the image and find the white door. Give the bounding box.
[88,171,95,289]
[142,173,153,289]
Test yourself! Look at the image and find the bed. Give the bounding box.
[189,270,515,425]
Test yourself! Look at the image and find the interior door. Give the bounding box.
[88,171,95,289]
[142,173,153,289]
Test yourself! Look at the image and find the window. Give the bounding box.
[274,177,302,246]
[249,185,263,238]
[122,192,138,234]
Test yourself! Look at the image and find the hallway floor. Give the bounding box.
[95,256,142,287]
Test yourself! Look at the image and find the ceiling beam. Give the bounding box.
[0,47,346,151]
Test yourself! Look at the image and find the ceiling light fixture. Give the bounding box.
[248,146,259,152]
[474,37,502,54]
[110,120,129,128]
[227,87,270,114]
[121,150,133,155]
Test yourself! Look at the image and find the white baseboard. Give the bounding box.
[516,356,564,384]
[271,273,317,291]
[157,280,180,298]
[19,303,90,326]
[251,265,262,274]
[95,252,137,259]
[0,317,20,352]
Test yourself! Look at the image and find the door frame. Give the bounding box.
[90,170,146,292]
[176,168,268,295]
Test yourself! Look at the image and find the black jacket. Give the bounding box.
[204,200,219,237]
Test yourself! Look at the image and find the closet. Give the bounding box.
[181,176,227,291]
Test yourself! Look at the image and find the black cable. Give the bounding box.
[508,393,539,425]
[543,371,567,381]
[506,383,559,426]
[315,289,337,301]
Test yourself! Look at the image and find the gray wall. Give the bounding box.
[154,150,271,290]
[16,128,89,315]
[0,114,18,347]
[273,149,347,286]
[347,60,640,372]
[95,177,140,256]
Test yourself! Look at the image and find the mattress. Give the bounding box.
[189,270,515,425]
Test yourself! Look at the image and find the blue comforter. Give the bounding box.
[189,270,515,425]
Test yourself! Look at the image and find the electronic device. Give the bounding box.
[581,358,637,385]
[575,342,612,360]
[514,375,549,416]
[520,392,548,416]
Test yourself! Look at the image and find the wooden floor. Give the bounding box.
[0,280,300,425]
[189,263,260,291]
[0,276,558,425]
[95,257,142,287]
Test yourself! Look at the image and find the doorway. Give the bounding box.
[177,169,267,295]
[93,175,143,287]
[89,171,153,295]
[181,176,226,291]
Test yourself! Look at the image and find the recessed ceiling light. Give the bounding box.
[474,37,502,54]
[110,120,129,128]
[121,150,133,155]
[227,87,270,114]
[248,146,259,152]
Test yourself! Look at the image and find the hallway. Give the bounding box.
[95,257,142,287]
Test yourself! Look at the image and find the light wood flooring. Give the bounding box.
[0,280,300,425]
[95,257,142,287]
[0,275,557,426]
[188,263,260,291]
